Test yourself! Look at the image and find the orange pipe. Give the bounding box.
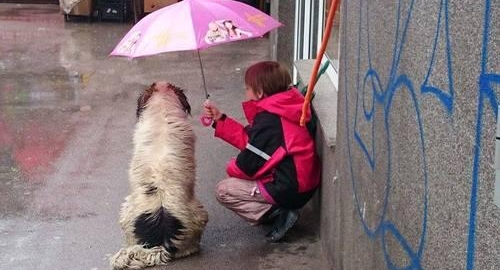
[300,0,340,127]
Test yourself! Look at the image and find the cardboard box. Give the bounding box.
[144,0,177,13]
[69,0,93,16]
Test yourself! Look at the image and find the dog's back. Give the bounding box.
[131,89,196,198]
[111,82,207,270]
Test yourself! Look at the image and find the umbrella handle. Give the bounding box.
[200,98,214,127]
[200,115,213,126]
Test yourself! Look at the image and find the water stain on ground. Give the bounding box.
[0,71,81,106]
[0,104,77,218]
[0,7,95,184]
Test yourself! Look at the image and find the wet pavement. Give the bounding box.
[0,4,327,270]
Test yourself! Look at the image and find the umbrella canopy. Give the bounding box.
[110,0,282,58]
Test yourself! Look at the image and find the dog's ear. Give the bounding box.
[169,83,191,115]
[136,83,157,119]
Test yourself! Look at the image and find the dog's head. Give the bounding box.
[136,81,191,119]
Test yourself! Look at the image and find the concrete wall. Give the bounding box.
[270,0,295,71]
[334,0,500,269]
[294,58,339,269]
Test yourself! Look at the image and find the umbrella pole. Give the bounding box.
[197,49,210,99]
[197,49,214,127]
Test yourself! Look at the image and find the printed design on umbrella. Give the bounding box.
[245,13,267,27]
[153,31,172,48]
[152,30,190,49]
[118,31,141,54]
[204,20,252,44]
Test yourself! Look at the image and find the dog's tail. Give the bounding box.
[110,206,183,269]
[110,245,171,270]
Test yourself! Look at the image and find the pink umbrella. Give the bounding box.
[110,0,282,125]
[111,0,281,57]
[110,0,281,96]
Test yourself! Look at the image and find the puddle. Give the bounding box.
[0,68,84,106]
[0,50,82,219]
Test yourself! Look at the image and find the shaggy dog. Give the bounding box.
[110,82,208,270]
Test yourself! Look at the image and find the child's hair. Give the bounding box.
[245,61,292,98]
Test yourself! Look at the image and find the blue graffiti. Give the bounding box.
[342,0,499,269]
[347,0,426,268]
[421,0,454,114]
[467,1,499,269]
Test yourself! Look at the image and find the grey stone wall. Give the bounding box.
[335,0,500,269]
[272,0,295,71]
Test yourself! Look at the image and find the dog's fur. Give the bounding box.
[110,82,208,270]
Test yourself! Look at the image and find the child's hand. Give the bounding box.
[203,100,223,121]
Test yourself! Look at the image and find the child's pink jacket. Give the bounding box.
[213,88,320,209]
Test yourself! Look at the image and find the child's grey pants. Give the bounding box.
[215,177,273,225]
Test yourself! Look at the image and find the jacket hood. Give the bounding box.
[242,87,310,124]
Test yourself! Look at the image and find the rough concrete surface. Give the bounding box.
[333,0,500,269]
[0,4,327,270]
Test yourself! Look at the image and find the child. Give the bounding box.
[203,61,320,242]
